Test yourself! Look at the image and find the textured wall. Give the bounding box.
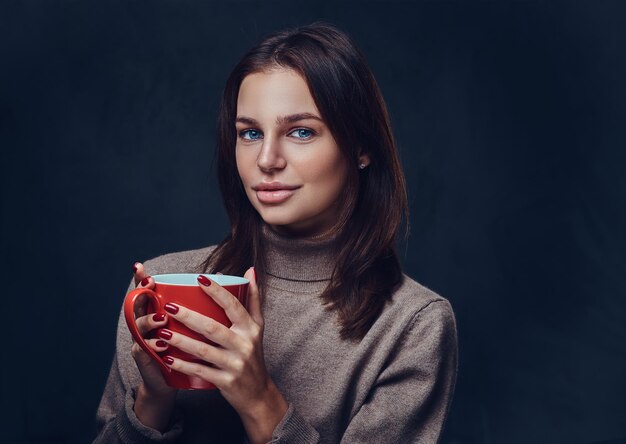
[1,1,625,443]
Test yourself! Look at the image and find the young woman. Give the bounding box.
[95,23,458,443]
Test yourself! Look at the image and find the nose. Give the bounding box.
[256,134,286,173]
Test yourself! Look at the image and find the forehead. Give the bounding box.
[237,69,320,119]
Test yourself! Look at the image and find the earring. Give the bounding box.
[358,163,367,170]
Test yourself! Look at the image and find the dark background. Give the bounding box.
[1,1,625,443]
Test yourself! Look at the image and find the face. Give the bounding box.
[235,69,349,237]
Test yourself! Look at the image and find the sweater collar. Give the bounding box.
[262,224,337,283]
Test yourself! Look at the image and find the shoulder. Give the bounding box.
[393,275,454,316]
[379,275,458,363]
[142,245,217,275]
[379,274,457,338]
[363,274,458,371]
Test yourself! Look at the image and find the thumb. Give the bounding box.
[243,267,263,326]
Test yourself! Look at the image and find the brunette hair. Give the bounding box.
[205,23,408,341]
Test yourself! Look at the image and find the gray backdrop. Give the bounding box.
[1,1,625,443]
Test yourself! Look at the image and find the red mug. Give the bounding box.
[124,273,249,390]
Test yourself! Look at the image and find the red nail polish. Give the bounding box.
[164,303,179,314]
[163,356,174,365]
[132,262,139,273]
[141,276,150,286]
[197,275,211,286]
[152,312,166,322]
[157,329,173,340]
[156,340,168,347]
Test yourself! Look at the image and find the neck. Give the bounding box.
[261,224,337,283]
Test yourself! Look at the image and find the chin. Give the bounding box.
[261,215,301,229]
[255,207,297,226]
[255,211,309,234]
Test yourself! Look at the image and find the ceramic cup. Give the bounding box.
[124,273,249,390]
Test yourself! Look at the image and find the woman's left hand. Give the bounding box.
[157,267,288,443]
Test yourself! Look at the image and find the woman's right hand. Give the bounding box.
[130,262,177,431]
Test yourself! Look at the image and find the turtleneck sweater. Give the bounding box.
[94,227,458,443]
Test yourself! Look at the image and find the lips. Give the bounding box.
[252,182,301,204]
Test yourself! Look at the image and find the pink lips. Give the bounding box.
[252,182,300,204]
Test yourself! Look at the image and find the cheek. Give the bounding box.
[307,154,349,196]
[236,148,262,207]
[235,148,253,186]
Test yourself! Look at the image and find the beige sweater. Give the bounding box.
[94,228,458,443]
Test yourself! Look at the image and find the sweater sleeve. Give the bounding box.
[341,299,458,443]
[93,352,184,443]
[93,279,185,443]
[269,299,458,444]
[268,404,320,443]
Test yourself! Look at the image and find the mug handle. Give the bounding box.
[123,288,171,374]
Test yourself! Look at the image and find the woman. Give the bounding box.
[95,23,457,443]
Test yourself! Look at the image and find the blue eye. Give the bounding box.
[289,128,314,139]
[240,129,263,140]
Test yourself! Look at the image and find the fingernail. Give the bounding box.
[141,276,151,286]
[152,312,166,322]
[157,329,173,340]
[132,262,139,273]
[164,303,179,315]
[197,275,211,286]
[156,340,168,347]
[163,356,174,365]
[252,266,256,281]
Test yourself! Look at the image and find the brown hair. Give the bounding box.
[204,22,408,341]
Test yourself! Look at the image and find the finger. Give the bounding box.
[133,262,147,286]
[196,275,250,326]
[136,312,168,336]
[133,276,155,317]
[131,340,169,368]
[161,303,245,351]
[243,267,263,327]
[162,355,231,388]
[156,328,230,369]
[146,337,170,351]
[138,275,154,289]
[134,294,148,318]
[132,342,152,366]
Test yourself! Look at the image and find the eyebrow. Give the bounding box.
[235,113,323,126]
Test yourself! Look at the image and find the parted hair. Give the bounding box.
[204,22,408,341]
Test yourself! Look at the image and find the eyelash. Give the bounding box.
[239,129,263,141]
[238,128,317,141]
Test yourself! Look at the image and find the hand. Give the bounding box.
[129,262,177,431]
[157,267,288,444]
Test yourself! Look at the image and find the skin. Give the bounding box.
[131,265,284,443]
[235,68,352,237]
[130,265,176,431]
[130,68,369,442]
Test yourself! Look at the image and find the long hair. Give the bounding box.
[204,23,408,341]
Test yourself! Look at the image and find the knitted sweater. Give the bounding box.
[94,228,458,443]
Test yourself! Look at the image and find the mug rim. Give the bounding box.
[152,273,249,286]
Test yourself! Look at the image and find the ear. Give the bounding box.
[358,154,371,169]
